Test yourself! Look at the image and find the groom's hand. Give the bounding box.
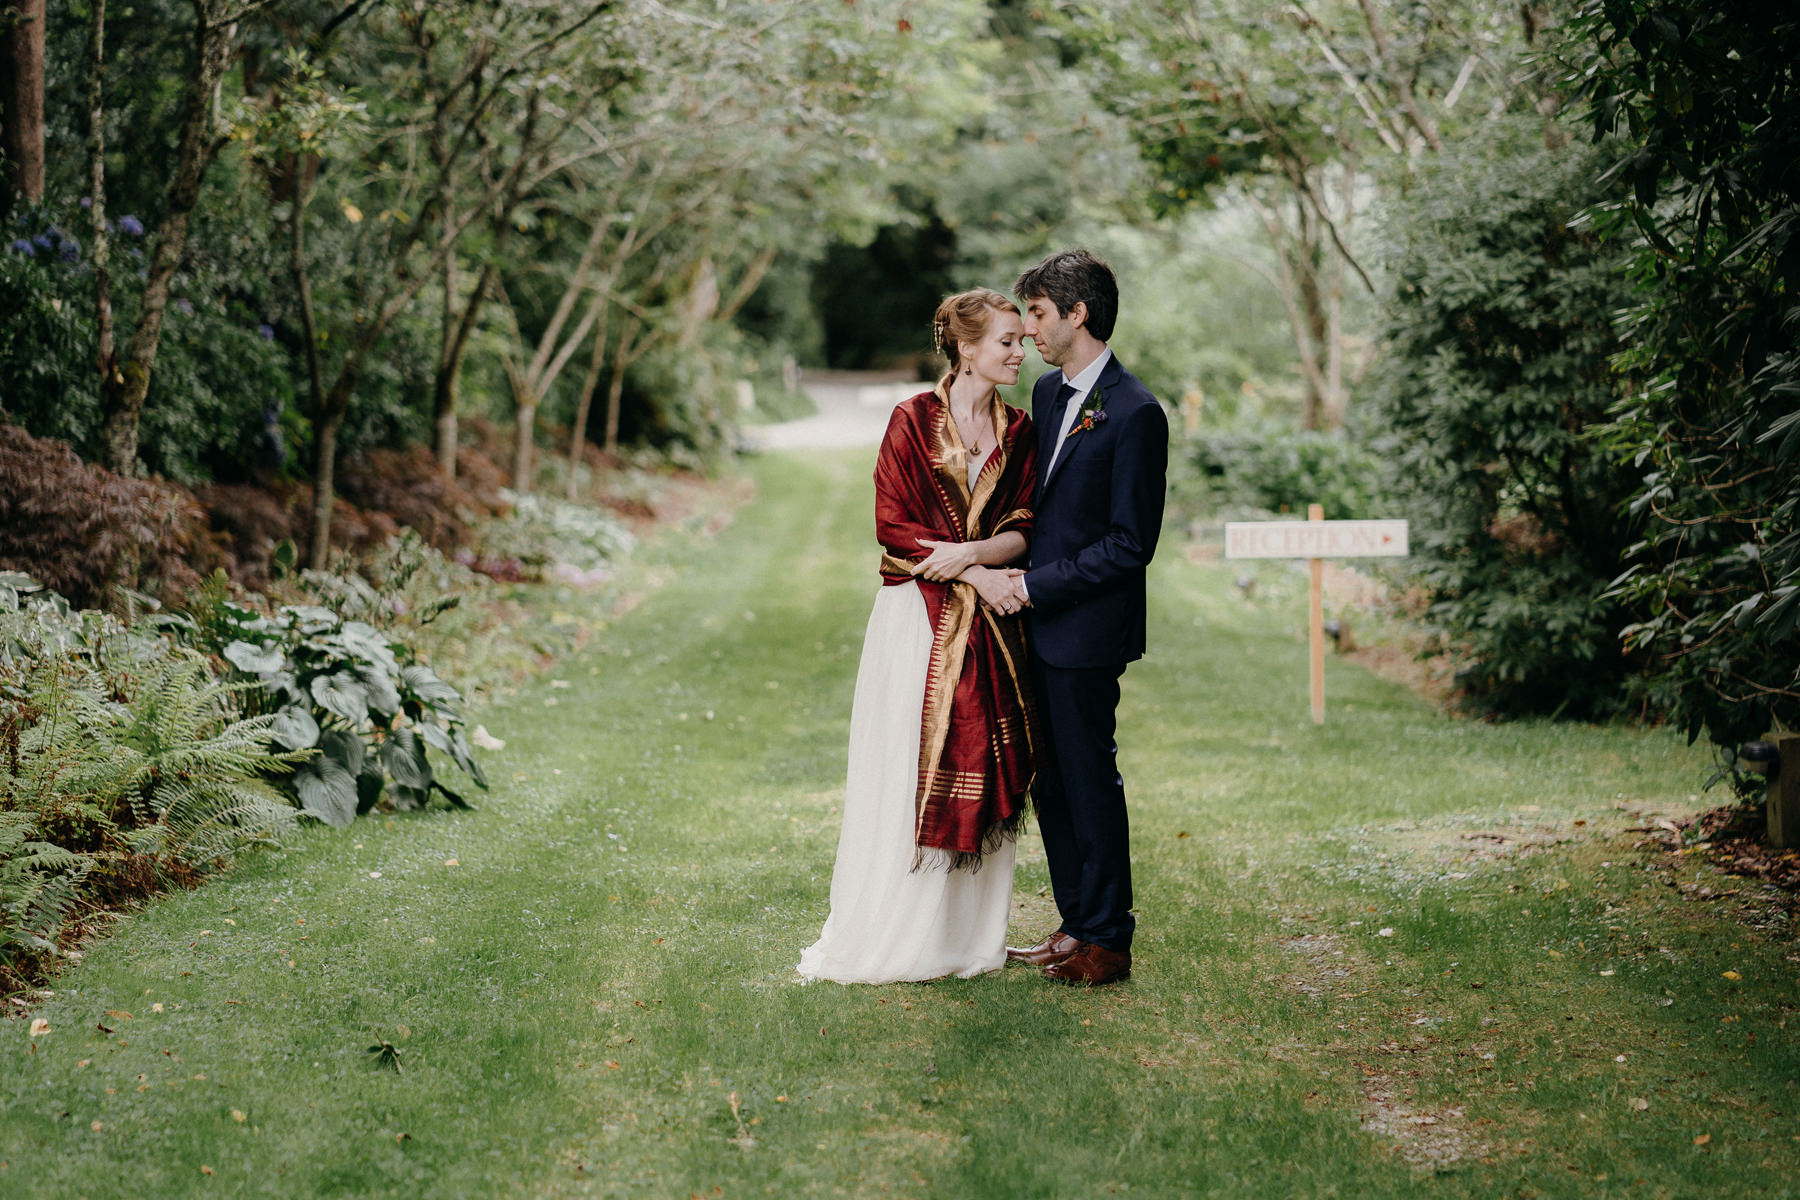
[999,569,1030,609]
[978,568,1028,614]
[967,565,1023,615]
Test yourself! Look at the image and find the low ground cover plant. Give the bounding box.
[188,588,487,828]
[0,574,300,991]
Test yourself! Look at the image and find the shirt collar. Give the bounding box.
[1060,347,1112,399]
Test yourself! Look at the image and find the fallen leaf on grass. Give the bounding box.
[27,1019,49,1037]
[1722,971,1742,980]
[200,1165,214,1176]
[1694,1133,1711,1146]
[443,858,459,867]
[367,1037,404,1074]
[1630,1098,1649,1111]
[232,1110,246,1123]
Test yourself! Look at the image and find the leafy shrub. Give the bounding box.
[195,480,400,591]
[1368,122,1645,719]
[1566,0,1800,747]
[335,444,512,553]
[188,585,486,828]
[0,424,227,609]
[469,490,636,584]
[1,204,295,484]
[1180,424,1388,520]
[0,573,299,985]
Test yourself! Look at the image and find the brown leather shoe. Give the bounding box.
[1005,931,1082,967]
[1043,942,1131,987]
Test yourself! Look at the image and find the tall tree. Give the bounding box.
[276,0,613,565]
[0,0,46,217]
[97,0,274,475]
[1069,0,1529,428]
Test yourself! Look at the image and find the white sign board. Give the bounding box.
[1224,519,1409,560]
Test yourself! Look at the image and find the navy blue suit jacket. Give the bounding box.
[1023,354,1169,669]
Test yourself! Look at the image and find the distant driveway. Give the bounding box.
[745,370,925,452]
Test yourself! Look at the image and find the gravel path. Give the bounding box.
[744,369,926,452]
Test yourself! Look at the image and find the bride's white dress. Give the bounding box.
[797,577,1017,984]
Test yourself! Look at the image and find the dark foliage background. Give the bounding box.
[1566,0,1800,746]
[1368,122,1647,718]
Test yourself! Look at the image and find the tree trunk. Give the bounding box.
[87,0,114,401]
[308,407,344,570]
[434,259,498,479]
[0,0,46,217]
[1294,260,1329,432]
[1322,260,1346,430]
[513,398,537,491]
[99,2,236,475]
[566,301,611,501]
[435,402,459,478]
[435,247,460,479]
[603,360,628,457]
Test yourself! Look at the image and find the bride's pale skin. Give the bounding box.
[914,309,1030,615]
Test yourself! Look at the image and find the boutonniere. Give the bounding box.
[1069,387,1109,436]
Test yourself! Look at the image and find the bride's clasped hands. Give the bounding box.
[914,538,1026,616]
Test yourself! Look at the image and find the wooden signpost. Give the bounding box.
[1225,507,1410,725]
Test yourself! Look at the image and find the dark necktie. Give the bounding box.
[1047,382,1080,472]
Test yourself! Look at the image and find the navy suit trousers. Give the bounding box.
[1030,655,1134,953]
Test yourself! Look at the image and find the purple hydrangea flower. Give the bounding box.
[258,323,275,340]
[59,236,81,262]
[174,298,194,316]
[31,233,51,249]
[118,215,144,237]
[80,196,92,209]
[9,238,33,256]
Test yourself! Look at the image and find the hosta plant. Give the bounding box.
[203,600,487,828]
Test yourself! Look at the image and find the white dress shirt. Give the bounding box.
[1044,348,1113,476]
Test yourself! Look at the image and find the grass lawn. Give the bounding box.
[3,450,1796,1199]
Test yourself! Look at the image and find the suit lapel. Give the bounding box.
[1035,374,1068,497]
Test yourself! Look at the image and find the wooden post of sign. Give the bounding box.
[1766,732,1800,849]
[1308,503,1325,725]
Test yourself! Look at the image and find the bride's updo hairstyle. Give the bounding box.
[932,288,1020,381]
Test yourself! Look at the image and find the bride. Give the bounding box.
[799,288,1041,984]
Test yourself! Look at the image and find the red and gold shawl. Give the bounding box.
[875,385,1040,870]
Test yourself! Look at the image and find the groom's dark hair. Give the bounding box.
[1014,249,1118,343]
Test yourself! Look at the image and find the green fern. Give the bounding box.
[1,588,310,977]
[0,811,93,961]
[104,651,307,865]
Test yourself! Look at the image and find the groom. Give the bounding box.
[999,249,1168,987]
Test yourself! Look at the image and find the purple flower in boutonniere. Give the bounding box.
[1070,387,1109,436]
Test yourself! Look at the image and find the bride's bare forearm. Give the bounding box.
[967,531,1026,569]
